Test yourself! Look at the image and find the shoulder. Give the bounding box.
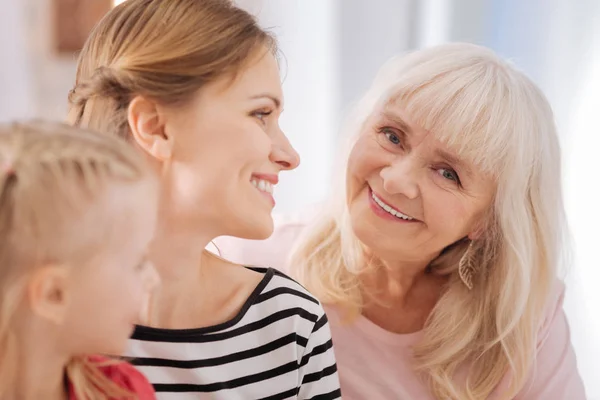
[536,279,567,345]
[89,356,156,399]
[246,267,329,340]
[511,280,587,398]
[258,267,327,319]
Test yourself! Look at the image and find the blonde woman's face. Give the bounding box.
[346,105,495,265]
[160,50,300,240]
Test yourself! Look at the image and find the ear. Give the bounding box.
[27,266,71,325]
[127,96,173,161]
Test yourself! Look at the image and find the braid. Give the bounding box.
[4,121,144,179]
[0,120,150,248]
[0,120,155,399]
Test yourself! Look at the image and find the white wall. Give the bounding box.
[0,0,77,122]
[561,21,600,400]
[0,0,36,121]
[237,0,342,215]
[237,0,414,214]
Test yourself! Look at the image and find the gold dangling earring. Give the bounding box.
[458,241,476,290]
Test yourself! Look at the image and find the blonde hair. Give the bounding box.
[67,0,276,138]
[290,43,566,399]
[66,0,277,279]
[0,121,156,399]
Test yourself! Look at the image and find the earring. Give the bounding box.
[458,241,476,290]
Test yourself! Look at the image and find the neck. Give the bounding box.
[362,257,430,303]
[149,210,226,280]
[149,231,211,283]
[10,327,68,400]
[359,256,446,333]
[146,216,229,328]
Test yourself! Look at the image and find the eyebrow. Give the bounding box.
[380,110,413,137]
[435,148,473,177]
[250,94,282,108]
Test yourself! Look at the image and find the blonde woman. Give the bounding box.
[0,122,159,399]
[67,0,340,399]
[216,43,586,399]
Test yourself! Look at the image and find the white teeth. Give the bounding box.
[371,191,414,220]
[251,179,274,194]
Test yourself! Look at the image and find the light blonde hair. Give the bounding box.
[67,0,276,138]
[66,0,278,273]
[290,43,567,399]
[0,121,156,399]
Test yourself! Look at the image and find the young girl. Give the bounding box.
[67,0,340,399]
[0,121,159,399]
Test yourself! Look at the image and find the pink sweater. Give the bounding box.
[214,212,586,399]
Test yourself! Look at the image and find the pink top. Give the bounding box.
[214,211,586,399]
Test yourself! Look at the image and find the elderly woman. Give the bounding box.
[215,43,586,399]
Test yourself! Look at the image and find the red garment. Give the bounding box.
[68,356,156,400]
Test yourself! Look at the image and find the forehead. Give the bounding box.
[222,50,283,101]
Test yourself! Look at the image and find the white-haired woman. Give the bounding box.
[215,43,586,399]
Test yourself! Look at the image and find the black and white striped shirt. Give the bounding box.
[125,267,342,399]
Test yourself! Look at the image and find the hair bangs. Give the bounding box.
[385,57,518,177]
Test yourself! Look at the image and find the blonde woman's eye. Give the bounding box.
[252,110,272,123]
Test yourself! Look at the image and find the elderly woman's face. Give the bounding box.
[346,105,495,265]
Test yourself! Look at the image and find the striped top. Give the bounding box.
[125,267,341,400]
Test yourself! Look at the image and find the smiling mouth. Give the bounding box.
[369,188,417,221]
[251,178,274,194]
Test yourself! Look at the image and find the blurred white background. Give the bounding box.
[1,0,598,397]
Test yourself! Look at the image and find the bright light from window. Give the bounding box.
[113,0,126,6]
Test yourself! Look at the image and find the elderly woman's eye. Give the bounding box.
[437,168,461,184]
[379,128,402,146]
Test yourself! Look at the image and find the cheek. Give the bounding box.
[242,128,272,162]
[347,136,386,184]
[422,191,478,238]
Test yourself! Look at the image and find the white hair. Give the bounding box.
[289,43,568,399]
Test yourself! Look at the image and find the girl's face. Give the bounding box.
[59,179,160,356]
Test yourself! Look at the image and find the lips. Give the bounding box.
[368,186,419,222]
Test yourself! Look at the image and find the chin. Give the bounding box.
[248,221,274,240]
[232,214,274,240]
[95,337,129,358]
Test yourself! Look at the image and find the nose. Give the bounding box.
[380,155,420,199]
[270,128,300,171]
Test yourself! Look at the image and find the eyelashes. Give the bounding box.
[435,167,461,185]
[376,127,404,149]
[251,109,273,124]
[375,126,462,186]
